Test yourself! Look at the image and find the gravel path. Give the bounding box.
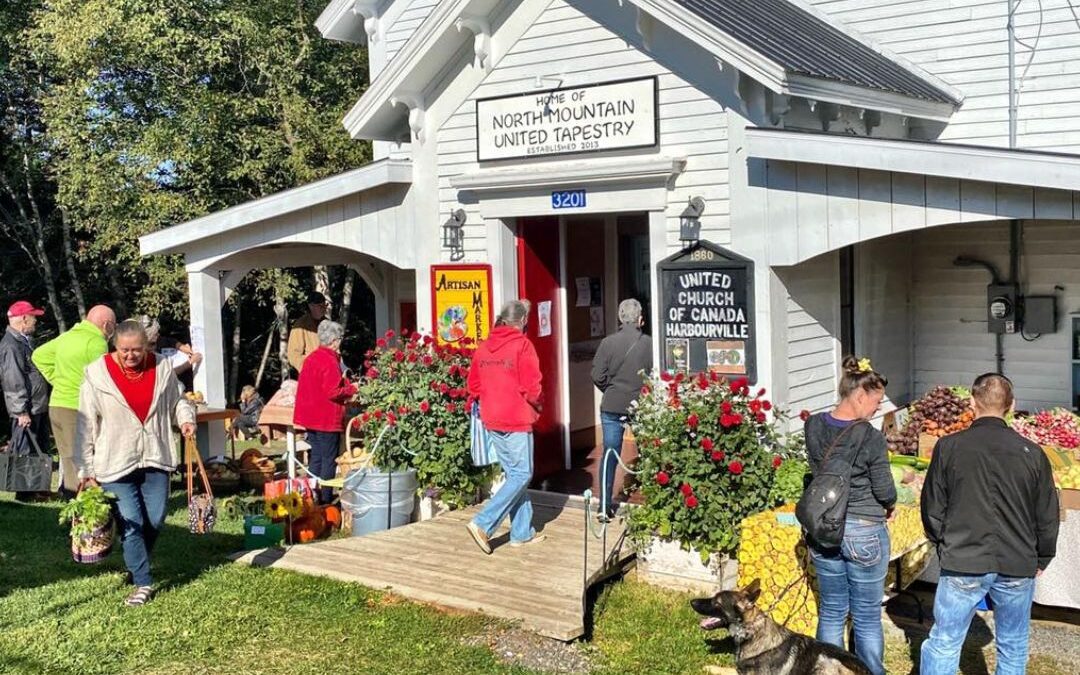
[465,625,595,674]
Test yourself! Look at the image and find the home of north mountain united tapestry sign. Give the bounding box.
[658,242,757,382]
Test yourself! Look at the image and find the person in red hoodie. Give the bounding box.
[293,320,356,503]
[465,300,545,553]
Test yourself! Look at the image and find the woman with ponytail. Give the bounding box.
[804,356,896,675]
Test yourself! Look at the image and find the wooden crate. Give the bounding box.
[918,433,938,460]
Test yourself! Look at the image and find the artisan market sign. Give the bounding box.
[475,77,658,161]
[658,242,757,381]
[430,264,494,346]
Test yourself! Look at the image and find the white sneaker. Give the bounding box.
[510,533,547,548]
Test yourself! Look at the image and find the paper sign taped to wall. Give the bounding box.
[537,301,552,337]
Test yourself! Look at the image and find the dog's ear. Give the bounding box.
[742,578,762,604]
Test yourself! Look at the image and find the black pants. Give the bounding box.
[306,430,340,504]
[10,413,52,499]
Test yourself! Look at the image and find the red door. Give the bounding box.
[516,217,565,482]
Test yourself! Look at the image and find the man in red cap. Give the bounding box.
[1,301,52,501]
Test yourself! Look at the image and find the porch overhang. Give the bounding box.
[139,159,412,258]
[745,128,1080,193]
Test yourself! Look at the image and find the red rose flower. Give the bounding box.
[422,355,434,366]
[655,471,670,486]
[446,403,456,414]
[709,371,719,382]
[394,351,405,362]
[366,367,379,379]
[773,455,783,469]
[423,335,433,345]
[376,338,387,349]
[757,387,767,397]
[696,373,709,391]
[360,412,371,423]
[419,400,431,413]
[675,372,686,384]
[749,400,762,414]
[687,413,699,429]
[434,427,446,437]
[407,352,418,363]
[679,482,693,497]
[386,412,398,426]
[385,329,396,338]
[398,405,408,415]
[373,409,383,419]
[652,438,662,447]
[732,413,744,426]
[350,418,361,431]
[438,383,450,395]
[461,337,474,346]
[660,371,673,382]
[721,401,733,414]
[711,450,726,462]
[700,437,714,452]
[755,412,767,424]
[800,409,811,421]
[728,460,744,475]
[641,386,650,396]
[762,400,772,411]
[685,495,699,509]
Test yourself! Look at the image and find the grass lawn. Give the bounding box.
[1,488,1075,674]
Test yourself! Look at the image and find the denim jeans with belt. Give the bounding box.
[599,411,627,517]
[809,517,891,675]
[472,431,535,543]
[103,468,170,588]
[920,571,1036,675]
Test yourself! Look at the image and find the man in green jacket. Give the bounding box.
[32,305,115,496]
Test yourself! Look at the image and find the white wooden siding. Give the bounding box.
[809,0,1080,151]
[762,159,1080,265]
[855,234,914,405]
[910,220,1080,409]
[385,0,440,64]
[435,0,731,261]
[777,252,842,415]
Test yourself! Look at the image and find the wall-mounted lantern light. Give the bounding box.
[442,208,467,261]
[679,196,705,246]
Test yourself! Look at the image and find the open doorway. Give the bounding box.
[517,212,651,494]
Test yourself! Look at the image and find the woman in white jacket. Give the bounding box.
[74,320,196,606]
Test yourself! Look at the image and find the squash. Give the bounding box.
[322,505,342,529]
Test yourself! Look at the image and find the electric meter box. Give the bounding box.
[1022,295,1057,334]
[987,283,1019,334]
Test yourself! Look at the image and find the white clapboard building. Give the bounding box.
[142,0,1080,478]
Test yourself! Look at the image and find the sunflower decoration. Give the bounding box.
[282,492,305,519]
[264,496,289,520]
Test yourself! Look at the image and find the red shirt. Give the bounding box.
[105,353,158,424]
[293,346,357,432]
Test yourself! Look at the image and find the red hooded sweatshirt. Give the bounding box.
[467,325,543,433]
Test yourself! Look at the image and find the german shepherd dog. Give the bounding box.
[691,579,872,675]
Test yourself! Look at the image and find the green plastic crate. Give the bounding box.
[243,516,284,550]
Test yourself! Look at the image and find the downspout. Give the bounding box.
[1008,0,1019,148]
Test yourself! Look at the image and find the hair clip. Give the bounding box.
[857,358,872,373]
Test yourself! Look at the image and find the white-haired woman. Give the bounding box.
[591,298,652,518]
[293,320,356,503]
[74,320,197,606]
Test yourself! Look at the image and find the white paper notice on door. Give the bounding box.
[537,300,552,337]
[575,277,591,307]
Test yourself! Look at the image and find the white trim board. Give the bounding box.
[139,159,412,256]
[746,129,1080,194]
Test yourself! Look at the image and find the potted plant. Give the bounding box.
[628,371,797,592]
[58,485,116,564]
[350,330,494,525]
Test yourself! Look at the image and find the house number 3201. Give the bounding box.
[551,189,587,209]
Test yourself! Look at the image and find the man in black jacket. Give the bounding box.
[920,374,1059,675]
[591,298,652,518]
[0,301,52,501]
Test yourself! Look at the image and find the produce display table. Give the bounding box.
[194,406,238,459]
[737,504,931,636]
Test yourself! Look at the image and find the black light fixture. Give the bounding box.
[679,196,705,246]
[442,208,466,261]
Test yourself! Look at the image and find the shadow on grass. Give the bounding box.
[0,484,243,608]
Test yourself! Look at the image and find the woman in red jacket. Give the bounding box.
[465,300,545,554]
[293,320,356,503]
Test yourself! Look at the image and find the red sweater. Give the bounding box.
[466,326,542,433]
[105,353,158,424]
[293,346,356,432]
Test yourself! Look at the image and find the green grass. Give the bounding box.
[1,488,1076,675]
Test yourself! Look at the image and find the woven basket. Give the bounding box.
[71,518,114,564]
[240,466,276,489]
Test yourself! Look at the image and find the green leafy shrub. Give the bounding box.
[768,458,809,505]
[58,485,115,537]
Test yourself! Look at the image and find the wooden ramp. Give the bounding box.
[233,492,633,640]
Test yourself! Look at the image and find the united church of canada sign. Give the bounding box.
[475,77,658,161]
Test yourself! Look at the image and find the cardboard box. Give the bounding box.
[1042,446,1076,470]
[1060,488,1080,521]
[918,433,938,460]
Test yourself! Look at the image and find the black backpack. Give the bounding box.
[796,420,870,549]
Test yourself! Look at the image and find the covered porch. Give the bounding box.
[139,159,417,451]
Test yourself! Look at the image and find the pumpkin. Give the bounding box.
[322,505,342,529]
[290,508,326,543]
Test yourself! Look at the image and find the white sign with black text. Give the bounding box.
[475,77,658,161]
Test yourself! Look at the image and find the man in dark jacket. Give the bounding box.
[920,373,1059,674]
[465,300,544,554]
[591,298,652,518]
[0,301,52,501]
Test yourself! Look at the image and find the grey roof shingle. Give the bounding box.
[671,0,958,104]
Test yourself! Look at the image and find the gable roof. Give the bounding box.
[669,0,957,104]
[343,0,962,142]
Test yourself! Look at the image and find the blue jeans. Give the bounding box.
[921,572,1036,675]
[306,431,340,504]
[472,431,535,543]
[809,518,891,675]
[600,411,627,516]
[103,469,170,588]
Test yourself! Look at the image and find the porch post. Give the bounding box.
[187,268,228,457]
